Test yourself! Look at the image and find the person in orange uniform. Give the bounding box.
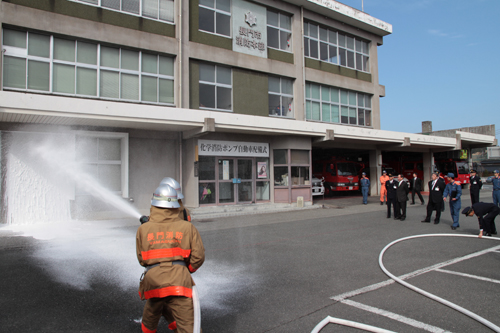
[379,170,390,205]
[137,184,205,333]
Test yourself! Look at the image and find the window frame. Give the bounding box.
[198,63,233,112]
[266,9,292,52]
[273,149,311,188]
[198,0,232,38]
[268,76,294,118]
[68,0,175,24]
[305,82,372,127]
[2,29,175,106]
[74,131,129,198]
[304,22,370,73]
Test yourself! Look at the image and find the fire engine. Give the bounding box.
[312,158,361,195]
[384,153,471,188]
[434,159,470,186]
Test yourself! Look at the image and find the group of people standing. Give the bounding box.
[375,169,500,237]
[378,171,412,221]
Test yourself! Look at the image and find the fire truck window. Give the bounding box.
[326,163,336,176]
[417,163,423,171]
[338,162,356,176]
[457,162,469,174]
[404,163,413,170]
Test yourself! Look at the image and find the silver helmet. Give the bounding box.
[159,177,184,200]
[151,184,180,208]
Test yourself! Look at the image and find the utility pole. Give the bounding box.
[362,0,364,12]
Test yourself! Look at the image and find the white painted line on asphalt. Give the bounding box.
[341,300,453,333]
[436,268,500,284]
[331,244,500,301]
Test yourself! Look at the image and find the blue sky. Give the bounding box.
[337,0,499,135]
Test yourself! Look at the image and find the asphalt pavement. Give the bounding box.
[1,186,499,333]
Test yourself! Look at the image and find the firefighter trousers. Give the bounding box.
[142,296,193,333]
[380,185,387,203]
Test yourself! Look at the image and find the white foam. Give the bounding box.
[3,131,141,224]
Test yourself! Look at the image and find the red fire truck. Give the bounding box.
[434,159,470,186]
[385,154,471,187]
[312,159,361,195]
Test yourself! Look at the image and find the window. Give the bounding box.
[199,156,216,204]
[268,76,293,117]
[70,0,174,22]
[199,63,232,111]
[199,0,231,37]
[75,132,129,197]
[256,157,270,201]
[267,9,292,52]
[274,149,310,187]
[2,29,174,105]
[304,22,369,72]
[305,82,372,127]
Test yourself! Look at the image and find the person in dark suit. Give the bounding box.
[422,172,446,224]
[385,174,397,218]
[469,169,482,205]
[410,172,425,205]
[462,203,499,237]
[395,174,409,221]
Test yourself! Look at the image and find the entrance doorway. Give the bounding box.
[198,156,270,205]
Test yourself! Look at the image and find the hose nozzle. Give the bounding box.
[139,215,149,224]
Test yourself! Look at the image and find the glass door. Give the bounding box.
[237,159,253,203]
[218,158,235,204]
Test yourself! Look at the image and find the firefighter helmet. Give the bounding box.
[151,184,180,208]
[159,177,184,200]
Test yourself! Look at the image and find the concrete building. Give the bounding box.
[0,0,496,221]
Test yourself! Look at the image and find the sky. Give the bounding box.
[337,0,500,136]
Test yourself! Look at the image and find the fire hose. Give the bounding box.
[311,234,500,332]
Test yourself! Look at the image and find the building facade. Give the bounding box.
[0,0,495,221]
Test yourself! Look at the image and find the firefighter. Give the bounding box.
[160,177,191,222]
[137,184,205,333]
[443,173,462,230]
[379,170,389,205]
[469,169,482,205]
[493,170,500,207]
[360,172,370,205]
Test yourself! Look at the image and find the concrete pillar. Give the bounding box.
[369,149,382,196]
[422,151,433,191]
[422,121,432,134]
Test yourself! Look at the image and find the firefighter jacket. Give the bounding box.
[136,206,205,300]
[443,181,462,201]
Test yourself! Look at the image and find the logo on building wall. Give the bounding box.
[245,11,257,27]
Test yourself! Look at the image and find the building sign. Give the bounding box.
[232,0,267,58]
[198,140,269,157]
